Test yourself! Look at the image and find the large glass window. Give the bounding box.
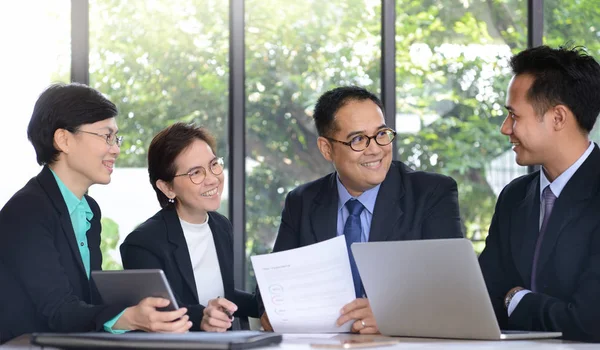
[88,0,229,269]
[0,1,70,208]
[543,0,600,142]
[395,0,527,252]
[245,0,382,290]
[7,0,575,286]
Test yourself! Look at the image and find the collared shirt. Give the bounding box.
[50,169,125,333]
[538,141,595,227]
[336,176,381,242]
[51,170,94,278]
[508,141,595,317]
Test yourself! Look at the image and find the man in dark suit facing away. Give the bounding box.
[479,45,600,342]
[260,86,464,334]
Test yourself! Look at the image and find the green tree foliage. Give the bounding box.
[89,0,229,167]
[89,0,599,288]
[100,217,123,270]
[244,0,382,268]
[543,0,600,55]
[393,0,526,247]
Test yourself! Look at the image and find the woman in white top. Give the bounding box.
[120,122,258,332]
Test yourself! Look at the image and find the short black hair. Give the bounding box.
[27,83,118,165]
[148,122,217,208]
[313,86,384,137]
[510,45,600,133]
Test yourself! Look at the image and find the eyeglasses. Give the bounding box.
[325,128,396,152]
[174,157,225,185]
[77,130,123,147]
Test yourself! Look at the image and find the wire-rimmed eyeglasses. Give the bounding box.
[174,157,225,185]
[77,130,123,147]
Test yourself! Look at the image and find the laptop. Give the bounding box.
[92,269,179,311]
[351,239,562,340]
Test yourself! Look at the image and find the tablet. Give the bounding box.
[91,269,180,311]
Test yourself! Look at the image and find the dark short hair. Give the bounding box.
[510,45,600,133]
[148,122,217,208]
[313,86,384,137]
[27,83,118,165]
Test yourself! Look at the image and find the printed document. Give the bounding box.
[251,235,356,333]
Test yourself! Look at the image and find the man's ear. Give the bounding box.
[551,104,569,131]
[317,136,333,162]
[53,128,70,154]
[156,179,175,201]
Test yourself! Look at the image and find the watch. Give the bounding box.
[504,287,524,309]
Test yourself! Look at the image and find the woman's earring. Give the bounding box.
[168,197,175,204]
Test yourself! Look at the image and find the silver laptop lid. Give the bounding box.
[351,239,503,340]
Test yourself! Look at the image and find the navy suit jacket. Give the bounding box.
[0,167,123,344]
[257,161,463,313]
[120,207,259,331]
[273,160,463,252]
[479,145,600,342]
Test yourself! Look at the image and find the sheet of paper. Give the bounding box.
[251,235,356,333]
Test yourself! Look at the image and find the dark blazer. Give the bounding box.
[273,160,463,253]
[479,145,600,342]
[256,161,463,313]
[120,207,259,331]
[0,167,123,344]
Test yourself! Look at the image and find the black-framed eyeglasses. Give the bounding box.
[174,157,225,185]
[325,128,397,152]
[77,130,123,147]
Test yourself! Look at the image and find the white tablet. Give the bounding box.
[92,269,180,311]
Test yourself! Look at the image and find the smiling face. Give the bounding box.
[501,74,555,166]
[64,117,120,187]
[160,139,224,223]
[318,99,392,197]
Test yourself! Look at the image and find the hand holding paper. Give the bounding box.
[251,236,356,333]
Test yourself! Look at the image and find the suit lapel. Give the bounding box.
[510,176,539,287]
[38,166,88,279]
[164,208,199,303]
[85,199,102,271]
[310,174,339,243]
[86,208,102,303]
[535,145,600,275]
[208,213,234,299]
[369,162,405,242]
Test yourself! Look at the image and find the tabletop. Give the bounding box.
[1,333,598,350]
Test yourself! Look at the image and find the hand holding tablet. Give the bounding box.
[92,269,180,311]
[92,269,191,332]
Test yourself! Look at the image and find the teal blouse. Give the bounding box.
[50,170,126,333]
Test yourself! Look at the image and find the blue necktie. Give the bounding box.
[531,186,557,292]
[344,199,365,298]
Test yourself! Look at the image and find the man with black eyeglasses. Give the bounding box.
[259,86,463,334]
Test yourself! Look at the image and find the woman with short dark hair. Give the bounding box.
[120,122,258,332]
[0,83,192,344]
